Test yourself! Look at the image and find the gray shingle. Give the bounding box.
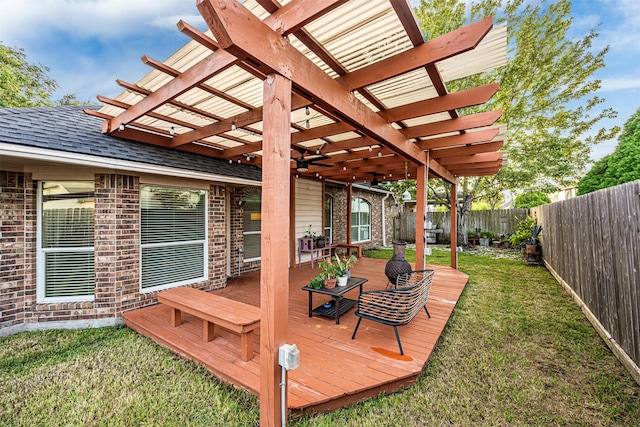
[0,106,262,182]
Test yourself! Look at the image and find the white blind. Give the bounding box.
[40,181,95,299]
[140,185,207,290]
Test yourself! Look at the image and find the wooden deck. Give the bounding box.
[123,258,469,414]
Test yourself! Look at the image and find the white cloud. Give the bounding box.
[0,0,205,45]
[599,76,640,92]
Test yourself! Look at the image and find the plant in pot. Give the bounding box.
[304,225,325,248]
[333,254,357,286]
[318,258,338,289]
[525,222,542,254]
[479,230,492,246]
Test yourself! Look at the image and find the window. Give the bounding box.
[324,194,333,241]
[351,198,371,243]
[242,188,261,262]
[140,185,207,291]
[38,181,95,301]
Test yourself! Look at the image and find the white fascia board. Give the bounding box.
[0,143,261,186]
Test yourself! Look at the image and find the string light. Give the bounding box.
[231,121,236,131]
[170,126,175,136]
[305,119,310,129]
[368,145,373,152]
[378,151,382,157]
[118,123,125,131]
[305,106,310,115]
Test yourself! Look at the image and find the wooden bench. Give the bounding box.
[333,243,363,258]
[158,287,260,361]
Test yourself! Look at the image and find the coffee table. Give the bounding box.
[301,276,368,324]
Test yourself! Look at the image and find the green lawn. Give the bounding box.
[2,249,638,426]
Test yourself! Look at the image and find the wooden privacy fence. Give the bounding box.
[393,209,529,242]
[532,180,640,384]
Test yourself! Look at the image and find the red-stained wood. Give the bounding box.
[123,258,469,415]
[379,83,500,122]
[336,17,494,91]
[450,183,458,269]
[107,52,237,133]
[260,73,292,427]
[415,164,427,270]
[264,0,348,35]
[196,0,434,172]
[419,128,500,150]
[438,151,503,166]
[431,140,504,159]
[403,110,502,139]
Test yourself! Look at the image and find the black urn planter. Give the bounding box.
[385,240,412,285]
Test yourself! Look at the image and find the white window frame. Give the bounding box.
[242,189,262,263]
[139,184,208,293]
[324,194,333,241]
[351,197,371,243]
[36,181,95,303]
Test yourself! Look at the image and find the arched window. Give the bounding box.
[324,194,333,241]
[351,198,371,243]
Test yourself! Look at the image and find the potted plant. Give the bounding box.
[525,222,542,255]
[479,230,492,246]
[318,258,338,288]
[333,254,357,286]
[304,225,325,248]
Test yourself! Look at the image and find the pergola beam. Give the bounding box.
[419,128,500,150]
[403,110,502,140]
[336,17,493,91]
[379,84,500,122]
[431,140,504,159]
[196,0,460,183]
[438,152,503,166]
[266,0,348,35]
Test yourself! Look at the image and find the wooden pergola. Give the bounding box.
[85,0,506,424]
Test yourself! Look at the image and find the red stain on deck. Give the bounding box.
[372,347,413,361]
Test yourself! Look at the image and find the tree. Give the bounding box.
[415,0,619,245]
[514,191,551,208]
[578,108,640,194]
[0,43,58,108]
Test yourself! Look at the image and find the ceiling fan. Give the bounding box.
[292,147,331,172]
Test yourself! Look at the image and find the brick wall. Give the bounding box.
[0,171,33,329]
[1,172,234,334]
[326,183,395,249]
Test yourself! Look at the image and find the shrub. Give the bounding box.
[514,191,551,208]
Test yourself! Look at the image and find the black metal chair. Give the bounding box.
[351,269,434,355]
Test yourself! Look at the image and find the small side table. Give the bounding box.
[301,277,368,324]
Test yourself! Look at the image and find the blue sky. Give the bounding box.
[1,0,638,161]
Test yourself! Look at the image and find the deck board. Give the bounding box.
[123,258,468,414]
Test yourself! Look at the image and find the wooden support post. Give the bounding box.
[260,73,292,427]
[289,174,296,268]
[170,308,181,327]
[450,182,458,269]
[347,183,353,244]
[415,164,427,270]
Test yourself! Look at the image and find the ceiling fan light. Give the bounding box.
[296,160,309,172]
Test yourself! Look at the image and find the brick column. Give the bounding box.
[0,171,34,329]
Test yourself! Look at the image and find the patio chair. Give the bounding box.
[351,269,434,355]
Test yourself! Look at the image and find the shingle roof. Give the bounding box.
[0,106,262,182]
